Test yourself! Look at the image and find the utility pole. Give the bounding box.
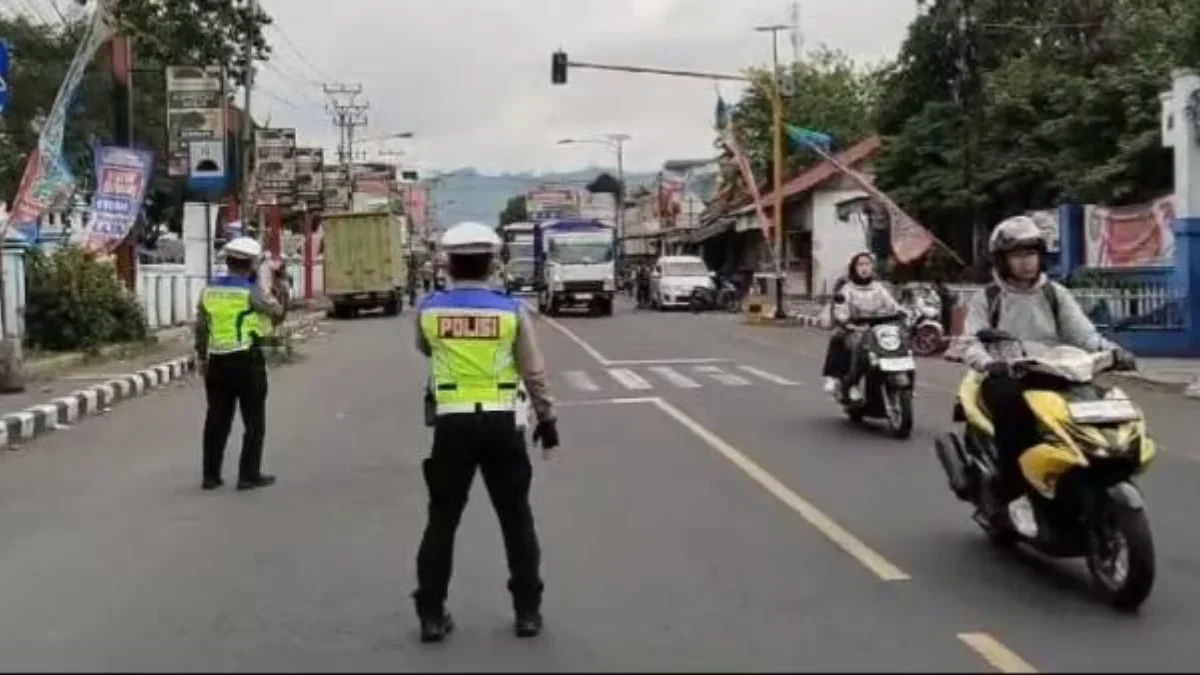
[240,0,258,228]
[756,23,789,319]
[324,83,368,208]
[110,0,136,290]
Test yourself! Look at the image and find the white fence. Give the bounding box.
[0,252,325,337]
[137,259,326,330]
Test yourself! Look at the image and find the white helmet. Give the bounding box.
[223,236,263,261]
[439,221,501,255]
[988,215,1045,256]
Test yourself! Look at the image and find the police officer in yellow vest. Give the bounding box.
[413,221,559,643]
[194,235,287,492]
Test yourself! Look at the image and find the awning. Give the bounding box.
[688,217,734,244]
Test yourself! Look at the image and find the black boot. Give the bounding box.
[413,594,454,643]
[419,612,455,643]
[514,610,543,638]
[237,474,276,491]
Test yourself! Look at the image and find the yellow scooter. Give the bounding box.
[934,329,1157,611]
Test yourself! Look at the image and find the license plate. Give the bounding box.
[878,356,915,371]
[1068,399,1139,423]
[355,293,372,300]
[575,293,592,300]
[521,285,532,292]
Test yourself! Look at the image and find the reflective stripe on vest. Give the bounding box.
[419,288,521,414]
[201,276,271,354]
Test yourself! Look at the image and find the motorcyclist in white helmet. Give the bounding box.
[961,215,1136,535]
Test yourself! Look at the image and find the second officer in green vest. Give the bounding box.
[194,235,287,491]
[413,221,559,643]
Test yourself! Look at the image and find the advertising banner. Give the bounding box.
[80,145,154,253]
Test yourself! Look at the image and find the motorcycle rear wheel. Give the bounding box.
[1087,502,1156,612]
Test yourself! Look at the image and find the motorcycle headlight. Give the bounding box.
[874,326,902,351]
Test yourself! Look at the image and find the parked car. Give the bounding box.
[650,255,715,310]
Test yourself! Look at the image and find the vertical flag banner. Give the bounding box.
[786,124,947,265]
[81,145,154,254]
[715,95,779,268]
[5,3,115,235]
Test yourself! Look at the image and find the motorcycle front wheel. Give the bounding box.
[883,385,914,439]
[912,324,945,356]
[1087,498,1156,612]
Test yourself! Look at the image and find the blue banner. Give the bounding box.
[81,145,154,253]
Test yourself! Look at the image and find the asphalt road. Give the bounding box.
[1,296,1198,671]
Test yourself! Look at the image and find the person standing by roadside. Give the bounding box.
[193,235,287,491]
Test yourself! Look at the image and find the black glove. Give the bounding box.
[1112,347,1137,371]
[532,419,559,450]
[984,360,1011,378]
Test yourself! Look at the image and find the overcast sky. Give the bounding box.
[51,0,917,176]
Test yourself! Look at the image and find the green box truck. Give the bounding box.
[323,211,407,318]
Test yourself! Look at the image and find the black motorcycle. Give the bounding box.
[837,312,916,439]
[713,276,741,313]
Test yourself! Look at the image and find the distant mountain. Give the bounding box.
[428,166,659,229]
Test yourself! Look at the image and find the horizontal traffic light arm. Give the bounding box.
[567,60,749,82]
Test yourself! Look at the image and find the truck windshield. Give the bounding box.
[508,259,535,276]
[506,241,535,259]
[549,239,613,264]
[662,261,710,277]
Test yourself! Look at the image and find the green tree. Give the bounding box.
[729,46,881,187]
[0,1,272,226]
[873,0,1200,259]
[498,195,527,226]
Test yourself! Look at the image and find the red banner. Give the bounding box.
[720,127,779,269]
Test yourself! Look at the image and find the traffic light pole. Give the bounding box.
[551,52,789,317]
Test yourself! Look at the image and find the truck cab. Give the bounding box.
[532,219,616,317]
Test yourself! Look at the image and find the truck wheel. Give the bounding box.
[330,303,352,320]
[596,298,614,317]
[546,295,561,317]
[382,295,401,316]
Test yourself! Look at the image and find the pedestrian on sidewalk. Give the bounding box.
[194,234,287,492]
[412,221,560,643]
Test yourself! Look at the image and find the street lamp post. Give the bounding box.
[556,134,630,258]
[756,23,790,319]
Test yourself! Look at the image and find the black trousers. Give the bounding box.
[822,332,851,378]
[202,348,268,482]
[414,411,543,617]
[978,373,1048,497]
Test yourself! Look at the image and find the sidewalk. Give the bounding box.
[0,310,327,450]
[760,303,1200,400]
[1110,357,1200,398]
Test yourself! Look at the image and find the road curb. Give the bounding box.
[741,314,826,328]
[0,310,329,451]
[1,355,196,451]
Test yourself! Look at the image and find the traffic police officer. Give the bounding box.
[194,235,287,491]
[413,221,560,643]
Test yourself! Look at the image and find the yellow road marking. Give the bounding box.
[958,632,1038,673]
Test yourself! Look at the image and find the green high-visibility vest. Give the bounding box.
[201,276,271,354]
[419,289,521,415]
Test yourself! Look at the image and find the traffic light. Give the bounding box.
[551,51,568,85]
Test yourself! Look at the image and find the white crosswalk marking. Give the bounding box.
[648,366,701,389]
[564,370,599,391]
[737,365,800,386]
[607,368,653,390]
[694,365,750,386]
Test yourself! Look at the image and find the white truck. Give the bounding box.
[533,218,616,317]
